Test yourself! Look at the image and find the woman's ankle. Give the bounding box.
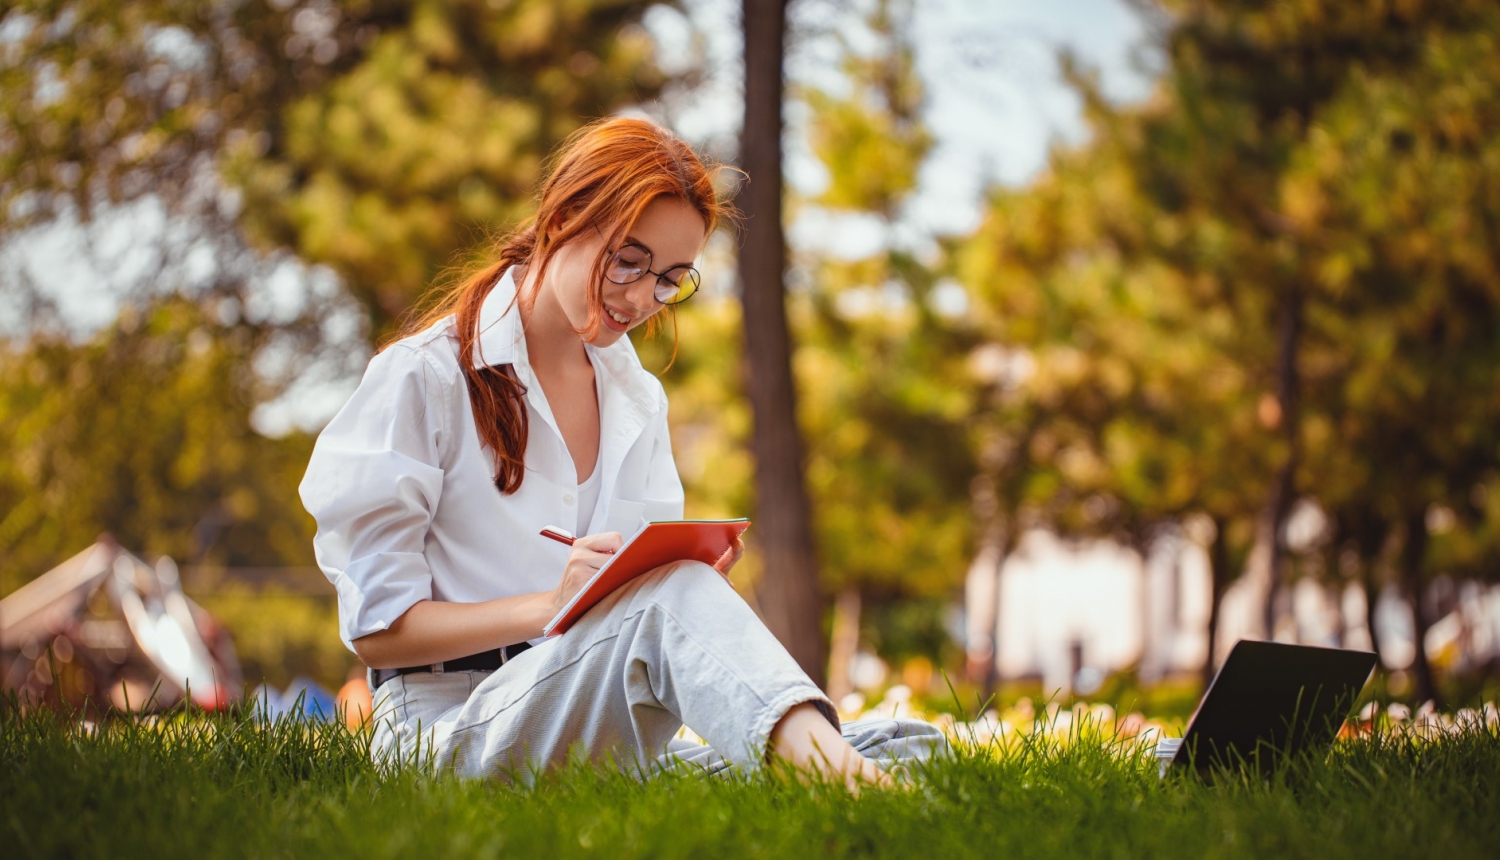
[767,701,893,790]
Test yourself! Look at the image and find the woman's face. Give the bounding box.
[546,195,707,348]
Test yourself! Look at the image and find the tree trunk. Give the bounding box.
[964,522,1007,704]
[964,468,1009,704]
[1202,515,1231,691]
[825,588,861,702]
[1400,510,1440,706]
[1363,560,1386,669]
[738,0,827,687]
[1260,285,1303,638]
[1327,581,1344,649]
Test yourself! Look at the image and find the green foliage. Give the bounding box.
[0,0,688,684]
[1,1,676,339]
[953,132,1272,547]
[1290,3,1500,580]
[951,0,1500,649]
[638,1,976,610]
[859,596,957,666]
[227,0,679,336]
[795,264,979,596]
[193,590,350,690]
[794,0,977,598]
[6,0,1500,691]
[0,298,316,594]
[801,0,930,219]
[632,295,762,593]
[634,297,754,522]
[1,0,402,230]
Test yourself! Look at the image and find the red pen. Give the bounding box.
[541,525,617,555]
[540,525,576,546]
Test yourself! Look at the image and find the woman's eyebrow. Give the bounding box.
[624,235,694,269]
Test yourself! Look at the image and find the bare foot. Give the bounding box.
[767,701,894,792]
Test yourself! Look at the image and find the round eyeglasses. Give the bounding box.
[603,243,701,305]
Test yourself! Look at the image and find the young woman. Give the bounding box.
[300,117,945,786]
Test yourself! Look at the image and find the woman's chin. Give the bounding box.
[588,327,629,347]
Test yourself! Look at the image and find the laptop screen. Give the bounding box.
[1173,640,1377,776]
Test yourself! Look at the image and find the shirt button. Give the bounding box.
[563,494,575,505]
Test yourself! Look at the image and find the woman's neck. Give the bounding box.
[517,266,590,375]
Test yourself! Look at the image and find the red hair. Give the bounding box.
[392,117,732,494]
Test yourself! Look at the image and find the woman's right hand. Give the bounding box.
[551,531,624,615]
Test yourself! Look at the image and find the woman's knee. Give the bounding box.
[650,558,721,592]
[626,560,731,615]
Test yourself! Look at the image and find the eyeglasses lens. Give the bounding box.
[654,267,701,305]
[607,246,650,284]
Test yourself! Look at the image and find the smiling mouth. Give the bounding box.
[605,307,632,329]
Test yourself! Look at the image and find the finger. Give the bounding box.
[573,549,617,570]
[721,538,745,565]
[713,544,739,576]
[576,531,624,554]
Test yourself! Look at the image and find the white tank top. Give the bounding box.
[574,376,605,535]
[576,455,602,536]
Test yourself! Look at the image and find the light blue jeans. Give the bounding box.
[369,560,948,782]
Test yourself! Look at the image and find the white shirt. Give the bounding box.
[299,270,685,650]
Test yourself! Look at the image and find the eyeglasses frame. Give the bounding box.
[595,227,701,305]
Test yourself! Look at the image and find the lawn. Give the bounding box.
[3,700,1498,859]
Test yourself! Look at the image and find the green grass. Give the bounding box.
[3,701,1498,859]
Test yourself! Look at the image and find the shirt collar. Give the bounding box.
[471,267,660,412]
[472,268,526,369]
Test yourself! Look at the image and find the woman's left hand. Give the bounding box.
[712,537,745,579]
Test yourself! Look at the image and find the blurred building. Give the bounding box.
[0,539,240,712]
[966,528,1500,695]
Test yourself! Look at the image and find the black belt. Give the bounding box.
[368,642,532,691]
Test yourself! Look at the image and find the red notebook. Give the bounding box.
[542,519,751,636]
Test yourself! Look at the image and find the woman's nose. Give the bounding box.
[626,278,661,314]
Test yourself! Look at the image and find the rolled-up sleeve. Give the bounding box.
[300,345,446,650]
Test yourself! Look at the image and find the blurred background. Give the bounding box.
[1,0,1498,720]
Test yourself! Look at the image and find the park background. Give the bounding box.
[1,0,1499,721]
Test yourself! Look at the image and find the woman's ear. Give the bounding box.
[548,206,592,240]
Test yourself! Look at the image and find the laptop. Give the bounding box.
[1166,639,1378,777]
